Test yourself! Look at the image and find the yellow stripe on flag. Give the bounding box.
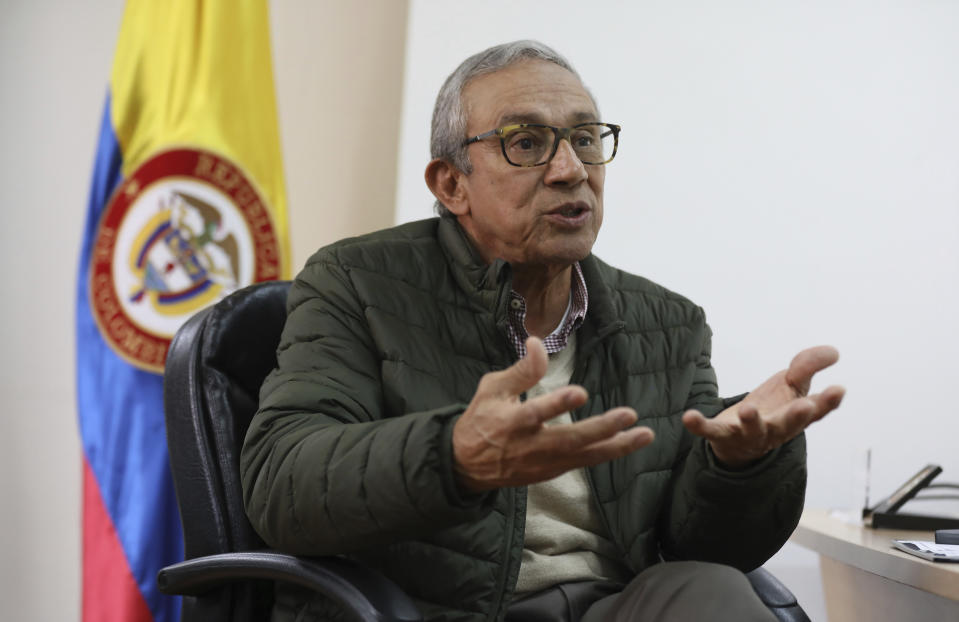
[109,0,290,277]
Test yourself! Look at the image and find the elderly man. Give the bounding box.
[241,40,844,622]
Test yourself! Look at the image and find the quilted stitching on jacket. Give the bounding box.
[240,216,806,622]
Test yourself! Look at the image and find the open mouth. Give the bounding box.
[551,202,590,219]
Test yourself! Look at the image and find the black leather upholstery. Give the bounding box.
[158,281,421,622]
[158,280,809,622]
[746,567,811,622]
[164,280,287,563]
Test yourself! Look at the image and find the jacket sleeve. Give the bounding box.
[240,253,494,556]
[658,320,807,571]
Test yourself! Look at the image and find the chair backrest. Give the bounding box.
[163,280,291,620]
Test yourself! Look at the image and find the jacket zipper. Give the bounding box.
[490,487,519,621]
[571,323,634,571]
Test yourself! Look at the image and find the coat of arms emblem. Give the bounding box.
[90,148,282,372]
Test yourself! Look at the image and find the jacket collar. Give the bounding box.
[436,214,623,338]
[577,254,627,352]
[437,214,510,307]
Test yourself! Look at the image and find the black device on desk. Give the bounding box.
[863,464,959,530]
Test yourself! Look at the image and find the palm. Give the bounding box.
[683,346,845,468]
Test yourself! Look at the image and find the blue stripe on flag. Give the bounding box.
[77,93,183,622]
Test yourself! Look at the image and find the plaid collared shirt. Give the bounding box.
[506,262,588,358]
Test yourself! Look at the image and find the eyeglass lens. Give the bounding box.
[502,124,615,166]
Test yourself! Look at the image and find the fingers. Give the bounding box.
[682,408,758,441]
[539,413,652,472]
[778,397,817,431]
[552,407,639,449]
[685,399,814,446]
[684,383,846,466]
[577,426,655,466]
[479,337,549,397]
[738,403,766,438]
[521,384,589,427]
[683,407,777,467]
[681,409,711,438]
[683,346,845,468]
[455,405,652,491]
[785,345,839,394]
[802,384,846,424]
[778,385,845,430]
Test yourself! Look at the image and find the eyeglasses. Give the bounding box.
[464,122,621,167]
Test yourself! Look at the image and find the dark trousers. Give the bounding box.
[506,561,777,622]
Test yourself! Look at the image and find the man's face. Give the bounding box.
[453,59,605,271]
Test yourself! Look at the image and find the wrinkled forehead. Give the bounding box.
[462,59,600,130]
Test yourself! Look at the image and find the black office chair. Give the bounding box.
[157,281,809,622]
[157,280,421,622]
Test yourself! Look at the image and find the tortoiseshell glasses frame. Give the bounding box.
[463,122,621,167]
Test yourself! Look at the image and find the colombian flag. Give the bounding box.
[76,2,289,621]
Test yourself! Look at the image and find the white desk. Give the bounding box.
[790,509,959,621]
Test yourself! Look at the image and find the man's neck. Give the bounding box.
[512,265,572,338]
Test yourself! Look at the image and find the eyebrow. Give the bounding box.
[496,110,599,127]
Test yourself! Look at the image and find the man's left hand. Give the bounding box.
[682,346,845,469]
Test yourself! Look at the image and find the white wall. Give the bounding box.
[0,2,406,620]
[397,2,959,618]
[273,0,408,271]
[0,2,125,620]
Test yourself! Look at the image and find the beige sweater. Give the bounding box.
[515,333,632,596]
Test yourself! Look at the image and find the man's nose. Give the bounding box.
[543,138,588,185]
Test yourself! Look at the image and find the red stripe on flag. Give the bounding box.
[83,458,154,622]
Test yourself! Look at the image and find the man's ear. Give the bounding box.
[425,159,469,215]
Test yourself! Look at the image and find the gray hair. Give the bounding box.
[429,40,584,215]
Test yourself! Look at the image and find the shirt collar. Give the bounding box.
[507,262,588,358]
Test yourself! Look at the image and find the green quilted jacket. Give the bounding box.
[240,215,806,622]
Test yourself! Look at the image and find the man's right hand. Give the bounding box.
[452,336,655,492]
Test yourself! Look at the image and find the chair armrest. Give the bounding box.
[745,567,811,622]
[157,550,422,622]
